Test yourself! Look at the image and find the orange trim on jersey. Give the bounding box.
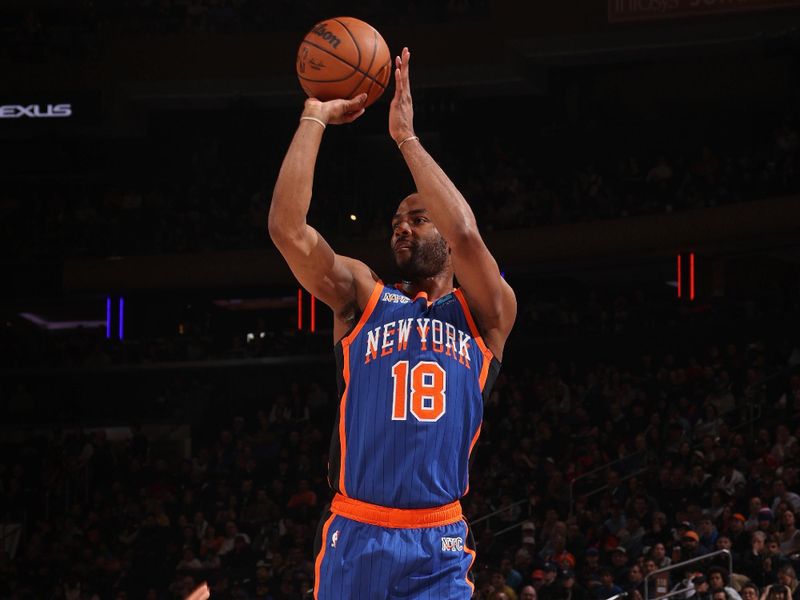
[337,280,383,496]
[453,288,494,389]
[453,289,491,356]
[463,520,477,595]
[337,341,350,496]
[331,493,462,529]
[342,280,384,346]
[313,512,336,599]
[464,423,483,494]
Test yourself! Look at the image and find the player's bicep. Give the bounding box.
[271,224,366,310]
[449,234,516,351]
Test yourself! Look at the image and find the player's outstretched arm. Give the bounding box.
[269,95,377,336]
[389,47,516,358]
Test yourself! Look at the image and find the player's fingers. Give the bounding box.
[344,108,366,122]
[399,50,411,90]
[343,93,367,112]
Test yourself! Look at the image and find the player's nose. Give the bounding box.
[394,220,412,236]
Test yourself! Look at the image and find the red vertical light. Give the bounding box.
[677,254,682,299]
[297,288,303,330]
[689,253,695,301]
[310,295,316,333]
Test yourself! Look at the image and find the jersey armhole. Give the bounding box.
[453,288,493,361]
[341,280,384,346]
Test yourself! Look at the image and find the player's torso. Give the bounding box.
[329,282,499,509]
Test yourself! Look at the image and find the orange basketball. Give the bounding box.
[296,17,392,108]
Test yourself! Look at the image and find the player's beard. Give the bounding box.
[395,234,449,280]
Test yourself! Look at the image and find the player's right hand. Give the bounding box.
[302,93,367,126]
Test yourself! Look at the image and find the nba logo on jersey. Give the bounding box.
[441,537,463,552]
[381,291,410,304]
[331,530,339,548]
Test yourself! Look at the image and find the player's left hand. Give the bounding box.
[389,47,415,144]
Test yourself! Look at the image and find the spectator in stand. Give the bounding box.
[771,427,798,465]
[491,569,519,600]
[772,481,800,514]
[771,566,800,600]
[176,547,203,571]
[218,520,249,556]
[717,462,747,498]
[763,584,791,600]
[501,557,524,592]
[593,568,624,600]
[729,514,751,556]
[693,574,713,600]
[742,583,761,600]
[609,547,630,583]
[520,585,538,600]
[682,530,708,559]
[625,564,646,600]
[539,563,561,600]
[712,590,728,600]
[759,536,790,587]
[563,569,591,600]
[579,548,602,591]
[778,510,800,555]
[747,499,766,532]
[759,510,777,535]
[707,566,743,600]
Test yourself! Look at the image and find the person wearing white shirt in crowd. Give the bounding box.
[771,480,800,514]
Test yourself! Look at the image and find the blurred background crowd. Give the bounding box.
[2,0,800,599]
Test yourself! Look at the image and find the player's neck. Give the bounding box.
[399,273,454,303]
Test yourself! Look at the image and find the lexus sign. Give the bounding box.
[0,104,73,119]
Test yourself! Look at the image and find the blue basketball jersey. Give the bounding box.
[328,281,501,509]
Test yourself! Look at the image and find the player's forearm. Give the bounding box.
[268,120,325,241]
[400,139,479,247]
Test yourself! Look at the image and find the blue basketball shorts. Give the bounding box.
[313,494,476,599]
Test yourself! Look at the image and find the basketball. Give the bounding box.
[296,17,392,108]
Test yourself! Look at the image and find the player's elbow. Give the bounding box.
[267,211,283,242]
[267,210,298,246]
[268,215,314,259]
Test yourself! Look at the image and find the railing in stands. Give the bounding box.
[470,499,531,534]
[568,452,648,516]
[644,549,732,600]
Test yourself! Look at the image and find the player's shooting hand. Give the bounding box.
[302,93,367,126]
[389,47,415,144]
[185,582,210,600]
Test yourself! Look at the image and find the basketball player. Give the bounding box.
[269,47,516,599]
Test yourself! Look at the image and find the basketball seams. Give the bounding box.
[331,17,363,69]
[342,24,378,101]
[297,40,389,89]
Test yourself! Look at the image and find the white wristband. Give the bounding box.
[397,135,419,149]
[300,116,326,129]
